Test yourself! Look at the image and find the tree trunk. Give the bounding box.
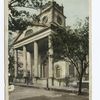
[78,74,83,95]
[78,61,84,95]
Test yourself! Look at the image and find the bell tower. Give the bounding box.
[39,0,66,27]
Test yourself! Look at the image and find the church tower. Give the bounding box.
[39,1,66,27]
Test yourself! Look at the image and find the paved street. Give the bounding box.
[9,86,89,100]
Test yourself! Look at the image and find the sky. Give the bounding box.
[55,0,89,26]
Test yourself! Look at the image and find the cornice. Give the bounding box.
[14,27,50,45]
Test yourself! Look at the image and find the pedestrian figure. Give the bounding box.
[26,71,30,85]
[23,71,27,84]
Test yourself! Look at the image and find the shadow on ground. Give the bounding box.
[9,86,88,100]
[20,95,88,100]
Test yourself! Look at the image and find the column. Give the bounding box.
[74,67,77,76]
[14,49,18,78]
[42,65,43,78]
[23,46,27,75]
[29,52,33,78]
[48,35,53,78]
[38,55,41,77]
[27,52,32,75]
[34,41,38,77]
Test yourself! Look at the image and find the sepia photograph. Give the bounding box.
[7,0,90,100]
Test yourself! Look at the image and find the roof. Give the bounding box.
[14,24,48,44]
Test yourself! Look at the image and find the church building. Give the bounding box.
[13,1,88,88]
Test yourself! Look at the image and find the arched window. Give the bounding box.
[56,65,61,78]
[42,16,48,24]
[25,29,33,37]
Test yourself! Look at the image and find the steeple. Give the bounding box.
[40,0,64,14]
[38,0,66,27]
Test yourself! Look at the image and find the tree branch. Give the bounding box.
[64,45,81,76]
[68,57,81,76]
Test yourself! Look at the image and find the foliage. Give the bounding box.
[8,54,15,83]
[8,0,44,10]
[52,17,89,94]
[8,0,47,33]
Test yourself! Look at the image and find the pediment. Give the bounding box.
[14,24,47,43]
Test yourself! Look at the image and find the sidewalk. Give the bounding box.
[9,86,89,100]
[14,82,89,95]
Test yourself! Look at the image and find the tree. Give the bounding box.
[8,0,47,33]
[52,17,89,95]
[8,32,15,83]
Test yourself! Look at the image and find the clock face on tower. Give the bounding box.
[57,15,62,25]
[42,16,48,24]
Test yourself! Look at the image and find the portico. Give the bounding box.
[14,27,54,86]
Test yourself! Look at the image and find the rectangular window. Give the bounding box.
[56,66,61,78]
[69,64,74,76]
